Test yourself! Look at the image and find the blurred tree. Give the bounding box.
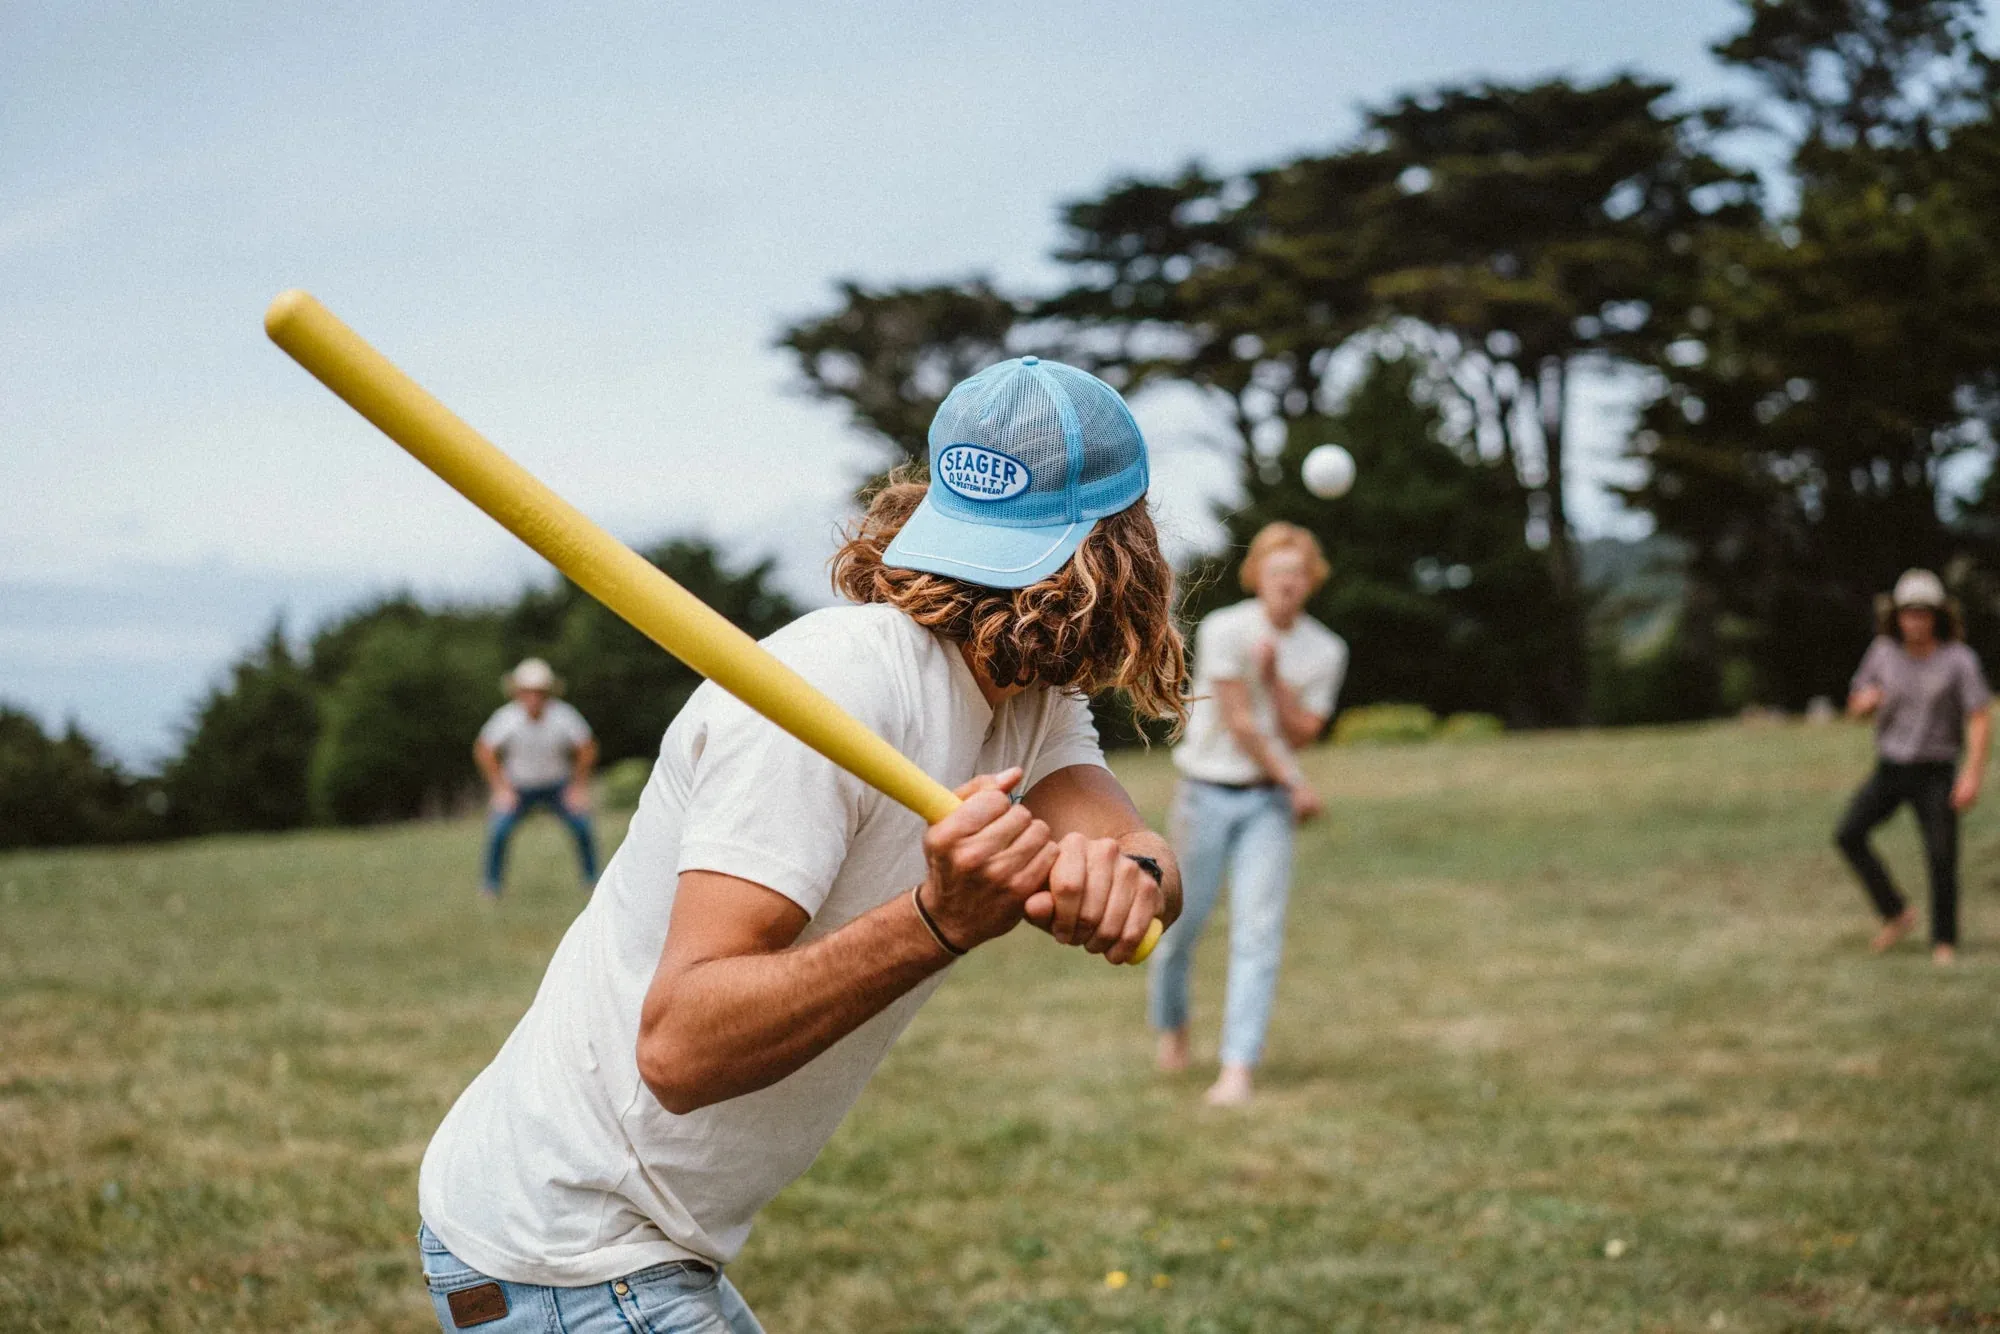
[1717,0,1994,153]
[0,706,158,849]
[304,594,438,688]
[1628,0,2000,705]
[132,540,798,836]
[163,622,319,833]
[1044,81,1755,720]
[1581,535,1726,723]
[1041,158,1389,466]
[308,617,504,825]
[777,278,1021,480]
[1360,79,1758,605]
[774,85,1743,723]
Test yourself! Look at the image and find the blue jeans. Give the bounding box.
[418,1223,763,1333]
[484,783,598,892]
[1148,780,1296,1068]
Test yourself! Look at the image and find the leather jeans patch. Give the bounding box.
[447,1282,509,1327]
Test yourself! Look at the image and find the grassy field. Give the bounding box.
[3,722,1998,1332]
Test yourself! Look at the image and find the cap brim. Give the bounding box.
[881,492,1097,590]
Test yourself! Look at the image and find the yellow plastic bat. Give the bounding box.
[264,290,1163,964]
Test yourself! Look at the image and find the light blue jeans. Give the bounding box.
[1148,780,1296,1068]
[419,1223,763,1333]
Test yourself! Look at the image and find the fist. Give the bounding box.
[1252,638,1279,682]
[1953,770,1981,812]
[1026,833,1163,965]
[918,769,1060,952]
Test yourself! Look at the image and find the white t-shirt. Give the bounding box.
[420,604,1107,1284]
[478,698,594,790]
[1173,600,1346,786]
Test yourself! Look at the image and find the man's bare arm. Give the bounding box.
[637,771,1058,1114]
[1250,641,1326,749]
[1955,706,1991,811]
[1265,675,1326,749]
[1215,678,1300,785]
[565,736,599,811]
[473,739,514,808]
[637,871,950,1113]
[1216,678,1323,820]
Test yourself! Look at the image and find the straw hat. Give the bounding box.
[503,657,563,696]
[1874,568,1963,641]
[1891,568,1946,609]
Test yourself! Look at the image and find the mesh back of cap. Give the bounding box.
[928,359,1147,527]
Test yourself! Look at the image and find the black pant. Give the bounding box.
[1834,760,1959,946]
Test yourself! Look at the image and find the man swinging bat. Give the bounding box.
[412,356,1187,1331]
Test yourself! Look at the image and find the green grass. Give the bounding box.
[3,722,1998,1331]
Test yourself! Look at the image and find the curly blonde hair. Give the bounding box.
[831,477,1189,734]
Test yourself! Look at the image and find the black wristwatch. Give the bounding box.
[1125,853,1164,886]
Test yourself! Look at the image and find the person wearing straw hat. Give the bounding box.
[474,657,600,897]
[1838,569,1992,965]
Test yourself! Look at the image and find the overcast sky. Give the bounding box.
[2,0,1752,762]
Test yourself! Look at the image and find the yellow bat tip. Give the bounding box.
[1129,917,1164,965]
[264,288,318,340]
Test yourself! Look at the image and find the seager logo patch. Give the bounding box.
[936,444,1031,503]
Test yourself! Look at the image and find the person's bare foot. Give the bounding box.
[1869,908,1917,954]
[1204,1064,1254,1107]
[1155,1028,1190,1073]
[1933,943,1958,966]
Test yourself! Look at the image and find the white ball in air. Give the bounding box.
[1302,444,1355,499]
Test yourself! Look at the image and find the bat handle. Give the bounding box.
[1131,918,1164,964]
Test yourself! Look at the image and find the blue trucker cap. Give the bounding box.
[882,356,1150,589]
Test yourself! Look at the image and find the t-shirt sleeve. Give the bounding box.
[672,635,892,919]
[1297,634,1347,718]
[1957,649,1994,715]
[477,706,515,749]
[1025,692,1108,791]
[1196,609,1253,683]
[557,701,593,746]
[1851,639,1889,692]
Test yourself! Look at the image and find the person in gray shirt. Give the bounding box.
[1838,569,1993,965]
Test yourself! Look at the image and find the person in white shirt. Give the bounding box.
[474,658,599,897]
[1151,522,1346,1107]
[415,357,1188,1333]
